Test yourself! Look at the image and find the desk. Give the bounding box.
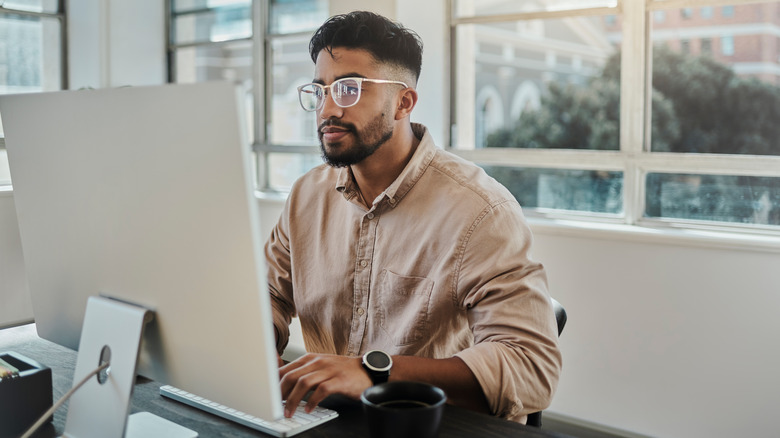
[1,324,573,438]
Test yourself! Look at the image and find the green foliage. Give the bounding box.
[487,44,780,156]
[487,79,621,150]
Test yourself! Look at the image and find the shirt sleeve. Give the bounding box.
[264,197,297,355]
[453,200,562,422]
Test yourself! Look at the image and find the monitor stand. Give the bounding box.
[62,296,197,438]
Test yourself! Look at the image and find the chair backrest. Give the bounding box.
[526,297,567,428]
[552,297,567,337]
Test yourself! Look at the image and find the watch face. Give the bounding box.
[365,350,392,371]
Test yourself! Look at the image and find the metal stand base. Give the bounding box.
[62,296,197,438]
[126,412,197,438]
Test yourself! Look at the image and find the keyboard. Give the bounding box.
[159,385,339,437]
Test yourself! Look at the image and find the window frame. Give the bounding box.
[448,0,780,236]
[0,1,68,187]
[165,0,321,192]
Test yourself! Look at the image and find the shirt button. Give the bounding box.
[357,307,365,316]
[360,260,368,268]
[366,213,375,219]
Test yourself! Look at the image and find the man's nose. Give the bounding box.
[318,91,344,119]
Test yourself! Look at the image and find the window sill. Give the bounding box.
[527,216,780,254]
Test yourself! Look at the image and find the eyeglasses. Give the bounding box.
[297,77,408,112]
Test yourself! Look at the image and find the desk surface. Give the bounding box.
[1,324,573,438]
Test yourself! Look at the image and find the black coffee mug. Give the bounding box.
[361,381,447,438]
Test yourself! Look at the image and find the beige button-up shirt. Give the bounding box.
[265,124,561,422]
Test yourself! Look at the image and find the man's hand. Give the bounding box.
[279,353,371,418]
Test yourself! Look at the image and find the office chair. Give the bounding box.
[526,297,567,428]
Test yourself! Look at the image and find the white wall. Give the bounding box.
[531,225,780,438]
[397,1,449,145]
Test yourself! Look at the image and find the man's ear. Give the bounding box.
[395,87,418,120]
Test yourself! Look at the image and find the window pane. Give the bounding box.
[172,41,254,141]
[2,0,59,14]
[270,0,328,34]
[172,2,251,45]
[649,2,780,156]
[0,13,63,137]
[453,15,620,150]
[481,166,623,214]
[646,173,780,226]
[270,35,318,145]
[268,152,321,190]
[453,0,616,17]
[173,40,252,83]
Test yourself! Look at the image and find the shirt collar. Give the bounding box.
[334,123,437,208]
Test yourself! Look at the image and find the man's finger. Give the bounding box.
[284,369,329,417]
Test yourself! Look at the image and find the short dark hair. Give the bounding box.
[309,11,423,83]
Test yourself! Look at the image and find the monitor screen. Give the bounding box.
[0,82,283,421]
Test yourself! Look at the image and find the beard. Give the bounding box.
[318,110,395,168]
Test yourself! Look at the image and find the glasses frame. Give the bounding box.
[296,77,409,112]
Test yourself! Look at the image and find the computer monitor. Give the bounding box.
[0,82,283,428]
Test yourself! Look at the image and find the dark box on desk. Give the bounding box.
[0,351,53,437]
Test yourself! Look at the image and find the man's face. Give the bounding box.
[313,47,397,167]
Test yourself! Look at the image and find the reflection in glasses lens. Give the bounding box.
[297,84,324,111]
[296,78,408,112]
[333,79,361,106]
[297,78,362,112]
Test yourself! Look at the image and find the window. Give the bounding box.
[0,0,67,187]
[700,38,712,56]
[451,0,780,231]
[166,0,328,190]
[721,35,735,56]
[680,39,691,54]
[452,1,623,216]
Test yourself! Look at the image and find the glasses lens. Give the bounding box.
[333,78,360,107]
[298,84,323,111]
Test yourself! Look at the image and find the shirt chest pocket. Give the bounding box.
[375,269,435,346]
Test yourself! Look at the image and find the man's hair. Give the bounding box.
[309,11,423,83]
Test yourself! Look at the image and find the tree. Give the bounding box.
[486,78,622,151]
[488,44,780,156]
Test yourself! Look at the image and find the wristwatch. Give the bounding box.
[361,350,392,385]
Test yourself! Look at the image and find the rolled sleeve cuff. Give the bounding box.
[455,342,548,423]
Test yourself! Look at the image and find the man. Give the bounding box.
[265,10,561,423]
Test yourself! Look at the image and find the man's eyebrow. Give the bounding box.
[312,73,368,85]
[337,73,367,80]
